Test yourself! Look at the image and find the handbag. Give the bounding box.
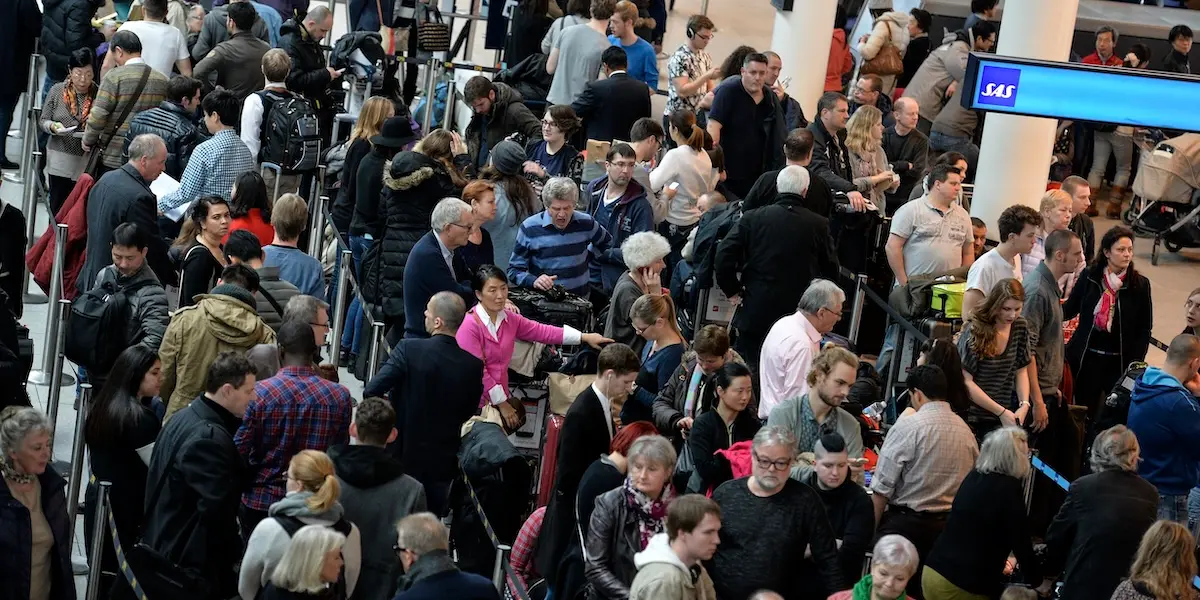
[547,372,596,416]
[472,310,527,432]
[417,6,451,52]
[860,38,904,77]
[673,441,702,494]
[84,64,152,176]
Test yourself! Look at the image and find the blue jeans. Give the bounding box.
[1158,493,1200,540]
[928,130,980,180]
[339,235,372,353]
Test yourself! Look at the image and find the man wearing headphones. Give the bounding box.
[665,14,722,131]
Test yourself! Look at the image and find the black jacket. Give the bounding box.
[1044,470,1159,600]
[0,203,28,318]
[77,164,174,294]
[583,487,645,599]
[800,470,875,592]
[808,119,857,194]
[1,0,41,98]
[571,72,653,144]
[1063,262,1153,375]
[141,396,246,591]
[348,144,391,238]
[402,232,473,339]
[279,17,333,108]
[362,334,484,483]
[125,101,203,180]
[451,423,531,577]
[742,166,839,217]
[925,471,1042,597]
[40,0,103,81]
[687,409,761,493]
[714,192,839,337]
[0,467,75,600]
[465,82,542,167]
[375,151,464,320]
[1160,49,1192,75]
[504,6,552,67]
[335,138,371,236]
[690,200,741,291]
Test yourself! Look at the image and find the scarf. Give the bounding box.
[683,365,704,417]
[1,456,36,485]
[63,83,94,124]
[1093,268,1126,333]
[851,575,906,600]
[623,478,672,550]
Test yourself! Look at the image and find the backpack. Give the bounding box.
[1095,361,1149,432]
[258,90,322,173]
[64,278,154,371]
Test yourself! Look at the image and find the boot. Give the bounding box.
[1085,186,1100,217]
[1106,186,1126,219]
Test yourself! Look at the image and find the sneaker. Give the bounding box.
[0,158,18,170]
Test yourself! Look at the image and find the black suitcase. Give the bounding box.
[508,287,593,332]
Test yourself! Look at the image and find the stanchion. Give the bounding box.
[491,544,511,592]
[308,194,329,258]
[20,65,49,305]
[84,481,110,600]
[442,81,457,131]
[329,249,352,369]
[367,320,386,378]
[883,325,906,407]
[4,52,40,185]
[30,225,75,386]
[309,164,328,207]
[45,300,74,453]
[700,0,709,15]
[422,58,439,134]
[66,383,92,533]
[848,273,868,345]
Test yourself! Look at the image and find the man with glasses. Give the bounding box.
[709,426,844,600]
[758,280,846,420]
[585,143,655,294]
[871,364,977,598]
[665,15,721,131]
[401,198,477,339]
[767,346,864,474]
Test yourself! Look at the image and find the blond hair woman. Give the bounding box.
[1110,521,1199,600]
[239,451,362,600]
[259,525,347,600]
[845,104,898,214]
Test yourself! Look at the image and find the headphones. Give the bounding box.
[686,25,695,39]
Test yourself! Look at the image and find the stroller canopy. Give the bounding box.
[1133,133,1200,204]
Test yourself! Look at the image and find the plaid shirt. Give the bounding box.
[159,129,256,212]
[509,506,546,593]
[870,401,979,513]
[235,366,353,511]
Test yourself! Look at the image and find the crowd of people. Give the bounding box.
[0,1,1199,600]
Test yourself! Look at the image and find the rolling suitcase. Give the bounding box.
[537,414,564,507]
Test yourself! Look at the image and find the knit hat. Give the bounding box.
[490,140,527,176]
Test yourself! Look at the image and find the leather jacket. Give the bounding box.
[584,487,643,600]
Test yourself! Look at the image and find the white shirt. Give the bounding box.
[649,145,716,227]
[434,232,456,275]
[240,84,287,159]
[758,311,823,420]
[591,382,615,439]
[118,20,189,77]
[966,247,1021,296]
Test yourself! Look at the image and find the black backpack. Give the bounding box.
[65,279,154,372]
[258,90,322,173]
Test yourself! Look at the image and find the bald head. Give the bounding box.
[894,96,920,132]
[426,291,467,335]
[303,6,333,39]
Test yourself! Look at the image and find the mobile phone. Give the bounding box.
[668,182,680,191]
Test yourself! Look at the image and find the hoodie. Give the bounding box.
[585,175,655,292]
[629,533,716,600]
[902,30,973,122]
[328,444,427,600]
[1128,367,1200,495]
[238,491,363,600]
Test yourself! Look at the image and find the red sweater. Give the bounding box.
[1082,52,1123,67]
[225,208,276,246]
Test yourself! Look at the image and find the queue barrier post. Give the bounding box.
[66,383,92,535]
[491,544,511,593]
[311,164,328,210]
[422,58,439,134]
[367,320,386,379]
[21,99,49,305]
[329,249,353,369]
[442,79,457,132]
[84,481,110,600]
[30,224,75,387]
[308,194,329,258]
[847,273,868,345]
[5,52,41,185]
[45,299,74,459]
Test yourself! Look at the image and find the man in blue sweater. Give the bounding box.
[585,143,655,293]
[1127,334,1200,528]
[508,177,613,298]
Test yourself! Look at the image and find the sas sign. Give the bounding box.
[977,66,1021,108]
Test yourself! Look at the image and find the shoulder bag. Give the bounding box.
[472,310,527,432]
[860,29,904,77]
[84,64,152,177]
[417,5,451,52]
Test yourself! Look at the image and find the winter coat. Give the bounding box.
[329,444,427,600]
[402,232,473,339]
[29,174,93,303]
[1128,368,1200,496]
[857,11,910,91]
[278,17,333,109]
[585,486,654,599]
[92,263,171,352]
[1063,262,1153,379]
[1,0,42,98]
[376,151,464,320]
[40,0,106,81]
[159,290,277,418]
[585,176,656,292]
[465,82,542,166]
[903,30,972,122]
[394,550,500,600]
[191,4,272,62]
[629,533,716,600]
[825,29,854,92]
[238,492,363,600]
[452,422,531,577]
[0,467,76,600]
[0,204,27,319]
[124,101,202,180]
[250,267,299,332]
[76,164,175,294]
[651,349,746,446]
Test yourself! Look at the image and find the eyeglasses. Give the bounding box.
[448,222,473,230]
[752,452,793,471]
[311,321,330,330]
[696,33,713,41]
[393,544,407,559]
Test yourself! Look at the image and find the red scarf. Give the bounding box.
[63,84,93,124]
[1093,268,1126,333]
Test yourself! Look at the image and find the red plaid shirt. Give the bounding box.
[235,366,353,511]
[509,506,546,593]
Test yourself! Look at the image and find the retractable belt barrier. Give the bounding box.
[460,470,533,600]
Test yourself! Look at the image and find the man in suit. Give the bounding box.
[536,343,642,585]
[401,198,476,339]
[741,128,865,216]
[572,46,652,144]
[364,291,484,517]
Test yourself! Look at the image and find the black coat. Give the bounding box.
[583,487,644,599]
[742,166,839,217]
[451,423,531,577]
[504,6,552,67]
[1063,262,1153,375]
[1044,470,1159,600]
[1,0,42,97]
[376,151,464,320]
[362,334,484,483]
[687,409,761,492]
[0,467,76,600]
[278,17,333,108]
[349,145,390,238]
[714,192,839,337]
[125,101,202,181]
[402,232,474,339]
[141,396,246,590]
[0,203,28,318]
[40,0,103,81]
[77,164,174,294]
[571,72,653,144]
[334,138,372,236]
[537,386,615,580]
[808,119,857,194]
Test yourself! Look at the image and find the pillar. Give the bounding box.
[770,0,838,120]
[970,0,1080,232]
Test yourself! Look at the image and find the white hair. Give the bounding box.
[752,426,798,460]
[431,197,471,232]
[976,426,1031,479]
[0,407,52,458]
[396,512,450,554]
[872,534,920,577]
[628,435,677,471]
[128,134,165,162]
[541,177,579,207]
[621,232,671,271]
[269,525,346,593]
[1090,425,1140,473]
[797,279,846,315]
[776,165,811,196]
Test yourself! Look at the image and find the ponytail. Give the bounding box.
[669,109,705,152]
[288,450,341,513]
[630,294,688,347]
[307,473,341,513]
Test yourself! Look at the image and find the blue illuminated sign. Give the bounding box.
[963,53,1200,132]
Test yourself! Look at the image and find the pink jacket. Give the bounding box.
[826,29,854,92]
[456,307,567,408]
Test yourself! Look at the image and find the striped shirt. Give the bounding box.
[957,318,1032,418]
[84,60,169,169]
[871,401,978,513]
[159,129,257,212]
[507,210,612,296]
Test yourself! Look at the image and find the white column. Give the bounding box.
[970,0,1080,231]
[770,0,838,120]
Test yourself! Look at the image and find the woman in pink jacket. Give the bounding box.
[456,265,610,425]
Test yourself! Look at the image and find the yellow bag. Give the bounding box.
[931,282,967,319]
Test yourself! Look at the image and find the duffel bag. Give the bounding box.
[508,286,593,331]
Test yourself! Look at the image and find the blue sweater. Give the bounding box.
[622,342,685,424]
[1128,367,1200,495]
[609,35,659,90]
[262,245,324,298]
[508,210,612,296]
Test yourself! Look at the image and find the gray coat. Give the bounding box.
[254,266,302,332]
[765,393,864,482]
[192,31,271,100]
[902,31,972,122]
[93,263,171,351]
[191,5,270,62]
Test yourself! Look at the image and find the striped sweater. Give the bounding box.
[84,60,169,169]
[507,210,612,296]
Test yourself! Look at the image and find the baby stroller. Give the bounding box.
[1130,133,1200,265]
